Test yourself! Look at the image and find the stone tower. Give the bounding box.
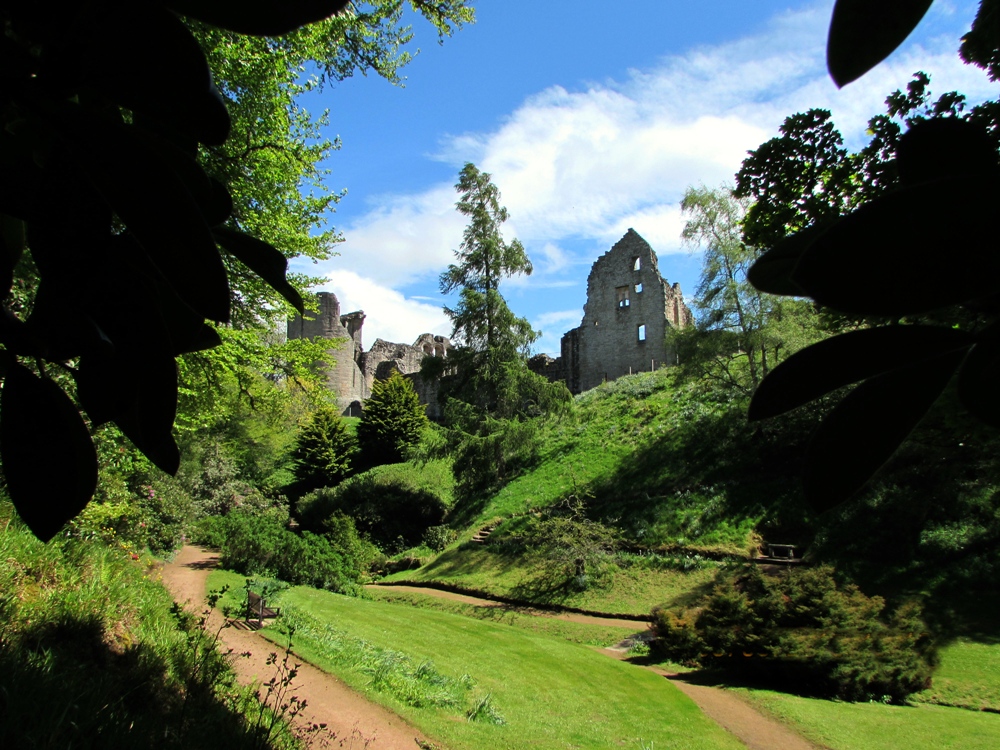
[287,291,369,414]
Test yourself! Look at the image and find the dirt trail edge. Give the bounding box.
[605,652,826,750]
[161,546,432,750]
[372,581,824,750]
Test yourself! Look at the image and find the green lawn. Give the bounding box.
[914,638,1000,712]
[366,587,637,646]
[384,546,719,616]
[736,688,1000,750]
[725,633,1000,749]
[209,570,741,750]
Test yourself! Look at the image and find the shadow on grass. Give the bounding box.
[415,546,525,580]
[0,612,268,749]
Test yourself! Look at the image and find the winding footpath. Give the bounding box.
[370,580,824,750]
[162,545,821,750]
[161,545,430,750]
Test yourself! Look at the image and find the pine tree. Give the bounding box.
[437,164,571,501]
[356,370,428,467]
[291,405,357,492]
[440,162,538,412]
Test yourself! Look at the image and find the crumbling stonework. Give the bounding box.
[533,229,692,394]
[288,291,451,418]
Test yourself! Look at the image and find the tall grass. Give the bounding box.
[280,606,480,712]
[0,504,297,749]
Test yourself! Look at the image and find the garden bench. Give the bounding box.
[245,590,281,627]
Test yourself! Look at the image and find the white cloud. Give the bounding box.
[312,0,993,345]
[317,270,451,346]
[312,185,465,288]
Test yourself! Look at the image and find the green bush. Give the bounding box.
[298,467,448,553]
[356,370,429,467]
[203,511,375,594]
[423,524,458,551]
[291,405,358,494]
[651,565,936,702]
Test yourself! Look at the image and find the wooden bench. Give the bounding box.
[246,590,281,626]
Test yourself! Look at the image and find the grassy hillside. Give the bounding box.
[455,370,802,550]
[381,369,1000,628]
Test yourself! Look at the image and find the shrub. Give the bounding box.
[651,565,936,702]
[297,468,448,553]
[205,511,375,594]
[291,405,358,493]
[356,370,429,467]
[423,525,458,551]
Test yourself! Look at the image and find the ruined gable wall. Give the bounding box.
[577,229,673,392]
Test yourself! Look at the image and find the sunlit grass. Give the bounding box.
[734,687,1000,750]
[914,638,1000,711]
[209,569,742,750]
[383,545,719,616]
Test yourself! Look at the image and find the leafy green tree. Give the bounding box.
[743,0,1000,511]
[678,185,819,395]
[441,162,539,410]
[291,405,358,493]
[356,369,429,466]
[521,499,621,590]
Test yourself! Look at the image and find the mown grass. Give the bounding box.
[208,569,742,750]
[365,587,638,646]
[383,545,720,616]
[914,638,1000,712]
[734,687,1000,750]
[0,511,297,749]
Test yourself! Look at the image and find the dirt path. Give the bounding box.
[599,649,824,750]
[663,677,824,750]
[372,581,822,750]
[162,547,821,750]
[161,546,432,750]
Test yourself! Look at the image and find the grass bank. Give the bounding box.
[0,512,296,749]
[209,569,741,750]
[383,545,720,616]
[734,688,1000,750]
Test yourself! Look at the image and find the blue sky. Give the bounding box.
[292,0,995,356]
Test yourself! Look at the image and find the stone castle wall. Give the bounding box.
[291,230,690,414]
[287,292,451,418]
[532,229,692,394]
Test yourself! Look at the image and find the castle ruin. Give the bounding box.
[292,230,690,413]
[531,229,693,393]
[287,291,451,417]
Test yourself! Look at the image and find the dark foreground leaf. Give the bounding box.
[827,0,933,87]
[0,362,97,541]
[749,326,973,421]
[792,177,1000,315]
[803,348,965,511]
[213,227,304,313]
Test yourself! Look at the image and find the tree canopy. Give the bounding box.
[675,184,822,397]
[356,369,428,467]
[436,163,570,504]
[0,0,473,541]
[744,0,1000,511]
[440,163,538,409]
